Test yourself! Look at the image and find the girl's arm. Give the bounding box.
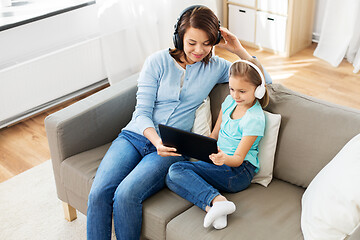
[210,136,257,167]
[209,109,223,140]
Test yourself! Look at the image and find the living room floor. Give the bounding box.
[0,43,359,183]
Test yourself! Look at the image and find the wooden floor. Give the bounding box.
[0,43,359,183]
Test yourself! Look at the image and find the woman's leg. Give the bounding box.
[112,151,186,240]
[87,133,142,240]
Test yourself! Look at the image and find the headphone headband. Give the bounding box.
[230,59,266,99]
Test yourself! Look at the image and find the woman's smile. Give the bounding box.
[192,53,203,59]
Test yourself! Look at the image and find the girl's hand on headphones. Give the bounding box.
[218,27,252,59]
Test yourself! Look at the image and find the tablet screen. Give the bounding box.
[159,124,218,163]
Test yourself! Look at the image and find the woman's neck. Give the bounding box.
[178,54,195,69]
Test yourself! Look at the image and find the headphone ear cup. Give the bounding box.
[173,32,179,49]
[173,32,183,50]
[215,30,221,45]
[254,85,266,99]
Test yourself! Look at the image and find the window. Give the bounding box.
[0,0,95,31]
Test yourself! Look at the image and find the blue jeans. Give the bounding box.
[166,160,256,211]
[87,130,186,240]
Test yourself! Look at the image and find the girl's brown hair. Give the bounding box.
[229,58,269,108]
[169,6,220,65]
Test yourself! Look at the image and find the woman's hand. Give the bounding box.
[217,27,252,60]
[155,140,182,157]
[209,147,228,166]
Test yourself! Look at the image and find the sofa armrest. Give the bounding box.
[45,73,138,200]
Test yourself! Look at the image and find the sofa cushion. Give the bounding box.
[61,143,111,214]
[191,96,212,136]
[61,143,193,239]
[142,188,193,240]
[252,111,281,187]
[265,84,360,188]
[166,179,304,240]
[301,133,360,240]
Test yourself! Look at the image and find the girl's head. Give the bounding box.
[229,58,269,108]
[170,5,221,65]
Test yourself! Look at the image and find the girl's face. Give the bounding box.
[229,75,257,108]
[183,27,213,64]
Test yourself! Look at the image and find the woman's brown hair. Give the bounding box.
[229,58,269,108]
[169,6,220,65]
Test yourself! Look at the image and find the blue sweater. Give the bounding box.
[123,49,271,136]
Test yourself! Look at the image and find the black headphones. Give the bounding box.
[173,5,221,50]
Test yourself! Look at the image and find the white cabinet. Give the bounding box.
[257,0,288,15]
[228,4,256,43]
[223,0,315,57]
[230,0,256,8]
[256,11,287,52]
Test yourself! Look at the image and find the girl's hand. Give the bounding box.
[156,140,181,157]
[217,27,252,60]
[209,147,227,166]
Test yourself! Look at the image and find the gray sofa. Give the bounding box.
[45,73,360,239]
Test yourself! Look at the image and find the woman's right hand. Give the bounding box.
[156,140,182,157]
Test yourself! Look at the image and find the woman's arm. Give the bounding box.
[217,28,273,84]
[210,136,257,167]
[209,109,222,140]
[217,27,252,60]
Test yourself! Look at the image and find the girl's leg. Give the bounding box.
[166,161,222,211]
[112,151,186,240]
[87,133,142,240]
[166,161,256,228]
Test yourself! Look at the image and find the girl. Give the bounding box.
[87,5,271,240]
[166,58,269,230]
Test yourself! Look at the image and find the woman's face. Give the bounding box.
[182,27,213,64]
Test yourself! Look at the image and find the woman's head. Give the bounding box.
[170,6,221,64]
[229,58,269,108]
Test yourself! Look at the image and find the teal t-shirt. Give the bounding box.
[217,95,265,172]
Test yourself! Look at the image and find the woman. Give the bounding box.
[87,5,271,240]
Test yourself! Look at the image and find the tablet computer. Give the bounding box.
[158,124,218,163]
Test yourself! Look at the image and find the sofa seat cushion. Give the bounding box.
[142,188,193,240]
[166,179,304,240]
[61,143,111,214]
[61,143,193,239]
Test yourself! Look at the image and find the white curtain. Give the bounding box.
[97,0,218,85]
[313,0,360,73]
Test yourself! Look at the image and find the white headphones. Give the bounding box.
[229,59,266,99]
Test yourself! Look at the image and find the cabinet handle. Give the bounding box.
[267,17,275,21]
[239,9,246,13]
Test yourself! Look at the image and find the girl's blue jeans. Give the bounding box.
[166,160,256,211]
[87,130,186,240]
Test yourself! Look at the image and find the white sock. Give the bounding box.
[203,201,236,228]
[212,215,227,230]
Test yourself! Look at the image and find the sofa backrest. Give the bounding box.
[266,84,360,188]
[209,83,360,188]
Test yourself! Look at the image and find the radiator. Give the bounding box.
[0,37,107,128]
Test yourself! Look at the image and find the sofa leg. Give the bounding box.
[62,202,77,222]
